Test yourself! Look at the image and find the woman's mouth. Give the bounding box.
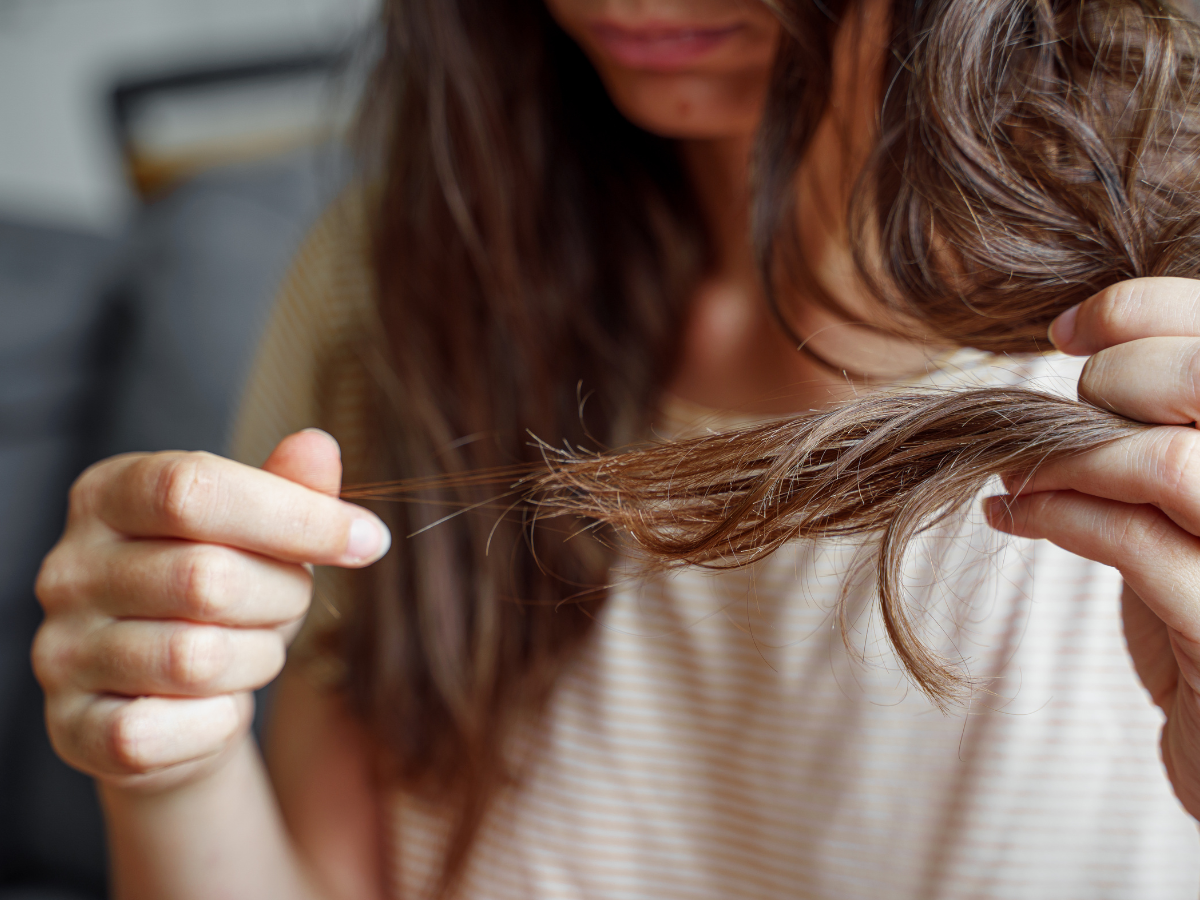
[587,20,745,70]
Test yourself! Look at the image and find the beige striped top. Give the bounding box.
[234,198,1200,899]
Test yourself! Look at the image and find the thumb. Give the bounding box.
[261,428,343,497]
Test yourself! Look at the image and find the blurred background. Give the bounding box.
[0,0,377,895]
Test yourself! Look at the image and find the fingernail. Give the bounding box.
[301,427,341,459]
[346,517,391,563]
[1048,303,1080,351]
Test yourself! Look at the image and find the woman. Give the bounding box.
[31,0,1200,896]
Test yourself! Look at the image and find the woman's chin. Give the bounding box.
[602,72,765,141]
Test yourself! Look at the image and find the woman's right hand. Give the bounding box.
[32,429,391,794]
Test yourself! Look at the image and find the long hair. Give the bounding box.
[343,0,1200,893]
[347,0,706,892]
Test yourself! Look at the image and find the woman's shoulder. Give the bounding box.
[230,188,377,468]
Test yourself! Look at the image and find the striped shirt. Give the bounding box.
[233,198,1200,899]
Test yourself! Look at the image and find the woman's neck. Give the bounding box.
[666,129,950,417]
[665,136,858,416]
[681,137,755,278]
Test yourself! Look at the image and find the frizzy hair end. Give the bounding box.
[345,386,1144,710]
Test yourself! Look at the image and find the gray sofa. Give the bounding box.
[0,145,346,898]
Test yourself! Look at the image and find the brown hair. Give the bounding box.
[349,0,704,890]
[344,0,1200,893]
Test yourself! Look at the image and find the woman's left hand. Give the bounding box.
[986,275,1200,819]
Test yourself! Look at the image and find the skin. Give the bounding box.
[35,431,390,900]
[988,277,1200,819]
[545,0,931,414]
[30,2,1200,898]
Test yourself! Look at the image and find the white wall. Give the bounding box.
[0,0,377,232]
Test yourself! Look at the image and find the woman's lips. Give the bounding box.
[587,21,744,70]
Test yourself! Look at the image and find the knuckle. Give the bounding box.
[34,546,76,613]
[1086,283,1140,345]
[107,703,154,772]
[30,623,75,690]
[42,700,76,757]
[1153,428,1200,500]
[166,627,230,690]
[44,701,96,776]
[177,546,235,620]
[152,453,219,532]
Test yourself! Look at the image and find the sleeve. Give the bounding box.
[229,189,378,686]
[229,189,376,468]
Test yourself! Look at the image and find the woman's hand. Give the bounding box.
[985,276,1200,818]
[32,429,390,794]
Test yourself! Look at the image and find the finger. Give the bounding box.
[79,452,389,567]
[37,539,311,626]
[1078,336,1200,425]
[262,429,342,497]
[1170,629,1200,702]
[1049,277,1200,355]
[1000,425,1200,535]
[1121,582,1178,711]
[90,541,309,626]
[48,692,250,777]
[39,619,286,697]
[1160,630,1200,820]
[985,490,1200,641]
